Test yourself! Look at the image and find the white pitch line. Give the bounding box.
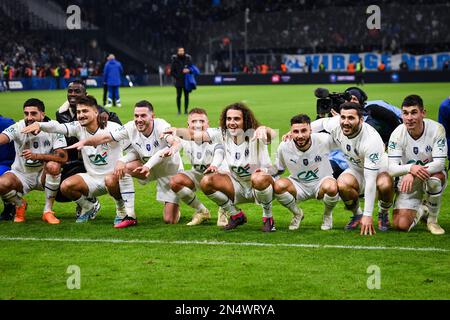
[0,236,448,253]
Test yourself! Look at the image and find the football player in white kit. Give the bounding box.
[274,114,339,231]
[388,95,447,235]
[0,98,67,224]
[167,108,228,227]
[326,102,394,236]
[67,100,183,228]
[22,96,125,223]
[200,102,278,232]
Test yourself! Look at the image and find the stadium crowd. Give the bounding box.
[1,0,438,75]
[0,7,102,81]
[1,0,448,79]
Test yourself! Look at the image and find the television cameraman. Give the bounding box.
[311,87,402,177]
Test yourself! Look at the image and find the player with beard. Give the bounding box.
[55,80,122,215]
[325,102,394,235]
[200,102,278,232]
[67,100,183,228]
[22,96,126,223]
[274,114,339,231]
[0,98,67,224]
[388,95,447,235]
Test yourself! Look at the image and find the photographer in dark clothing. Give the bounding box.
[170,47,192,115]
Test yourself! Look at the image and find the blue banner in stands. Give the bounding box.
[283,52,450,72]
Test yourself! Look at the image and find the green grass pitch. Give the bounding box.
[0,83,449,300]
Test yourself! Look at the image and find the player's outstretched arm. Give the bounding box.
[21,122,42,135]
[65,133,112,150]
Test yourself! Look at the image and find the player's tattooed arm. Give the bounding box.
[22,148,68,164]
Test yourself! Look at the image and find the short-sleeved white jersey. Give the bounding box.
[2,120,66,173]
[276,132,334,186]
[110,118,182,168]
[180,127,224,173]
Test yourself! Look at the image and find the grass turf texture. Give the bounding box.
[0,83,449,300]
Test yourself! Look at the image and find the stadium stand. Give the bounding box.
[0,0,449,80]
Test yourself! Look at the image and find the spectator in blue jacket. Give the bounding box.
[103,54,123,108]
[0,114,16,220]
[438,96,450,160]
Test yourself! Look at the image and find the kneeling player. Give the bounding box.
[167,108,228,226]
[274,114,339,230]
[388,95,447,235]
[0,99,67,224]
[328,103,394,235]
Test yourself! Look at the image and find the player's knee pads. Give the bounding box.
[426,177,443,195]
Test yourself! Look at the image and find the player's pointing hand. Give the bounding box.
[21,122,41,135]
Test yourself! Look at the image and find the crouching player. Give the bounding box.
[69,100,183,227]
[275,114,339,230]
[22,96,125,223]
[388,95,447,235]
[166,108,228,226]
[0,98,67,224]
[200,102,278,232]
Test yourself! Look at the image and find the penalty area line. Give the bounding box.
[0,236,448,253]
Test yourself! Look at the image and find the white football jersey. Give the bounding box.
[276,133,334,186]
[388,119,447,170]
[111,118,182,168]
[2,120,67,173]
[181,127,224,173]
[54,120,123,176]
[327,117,385,172]
[224,134,273,188]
